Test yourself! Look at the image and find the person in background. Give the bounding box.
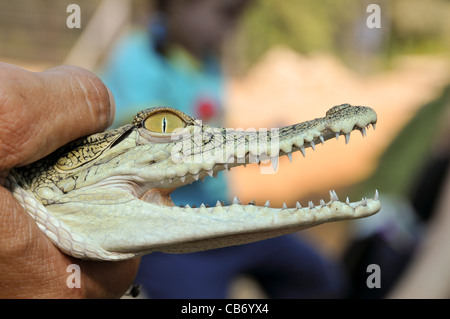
[101,0,346,298]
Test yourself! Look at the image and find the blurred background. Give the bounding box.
[1,0,449,298]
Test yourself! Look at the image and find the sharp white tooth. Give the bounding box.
[233,196,241,205]
[200,203,206,208]
[372,123,376,130]
[287,152,293,162]
[193,173,199,181]
[207,170,214,177]
[296,201,302,209]
[216,200,222,207]
[264,200,270,207]
[319,135,325,144]
[320,199,326,207]
[300,146,306,157]
[308,201,314,209]
[282,202,287,209]
[185,204,191,208]
[271,156,279,171]
[180,176,186,182]
[362,198,367,206]
[310,141,315,150]
[335,132,340,140]
[360,127,366,137]
[345,133,350,144]
[223,163,229,170]
[332,190,339,201]
[346,197,350,205]
[374,189,379,201]
[328,190,338,201]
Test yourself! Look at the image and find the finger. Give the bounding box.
[0,63,115,170]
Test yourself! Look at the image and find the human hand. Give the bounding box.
[0,63,140,298]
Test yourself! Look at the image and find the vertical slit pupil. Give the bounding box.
[162,116,167,132]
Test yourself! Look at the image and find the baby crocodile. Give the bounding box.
[6,104,380,260]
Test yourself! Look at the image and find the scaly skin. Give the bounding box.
[6,104,381,260]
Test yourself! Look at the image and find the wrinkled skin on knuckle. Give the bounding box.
[0,81,43,170]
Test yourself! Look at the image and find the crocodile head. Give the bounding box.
[8,104,380,260]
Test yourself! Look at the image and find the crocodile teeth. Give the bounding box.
[345,133,350,144]
[346,197,350,205]
[308,201,314,208]
[335,133,340,140]
[296,201,302,209]
[329,190,334,201]
[320,199,326,207]
[200,203,206,208]
[271,156,279,171]
[362,198,367,206]
[310,141,315,150]
[192,173,199,181]
[180,176,186,182]
[216,200,222,207]
[282,202,287,209]
[333,190,339,201]
[287,152,293,162]
[372,123,376,130]
[264,200,270,207]
[319,136,325,144]
[300,146,306,157]
[374,189,379,200]
[207,170,214,177]
[329,190,339,201]
[232,196,241,205]
[360,127,366,137]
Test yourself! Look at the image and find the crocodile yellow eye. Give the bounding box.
[143,111,186,133]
